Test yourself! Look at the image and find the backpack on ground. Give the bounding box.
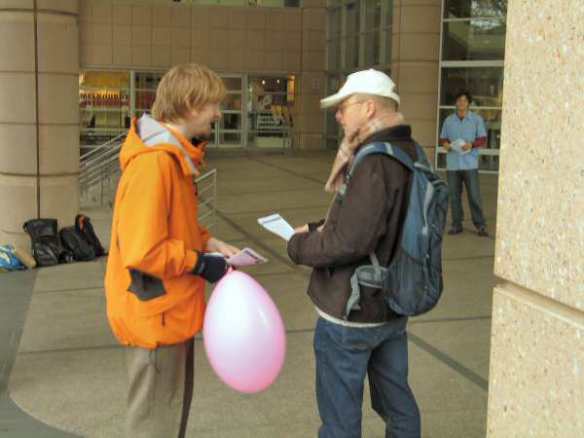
[23,219,73,267]
[345,142,449,317]
[75,214,106,257]
[60,226,96,262]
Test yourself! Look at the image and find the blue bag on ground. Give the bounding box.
[0,245,26,272]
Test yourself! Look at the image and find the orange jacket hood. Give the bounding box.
[120,115,207,177]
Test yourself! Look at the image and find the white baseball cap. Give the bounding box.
[320,69,400,109]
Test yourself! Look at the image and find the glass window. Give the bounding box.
[217,132,241,145]
[440,67,504,106]
[222,77,242,91]
[444,0,507,19]
[247,76,294,148]
[328,39,341,71]
[135,72,164,113]
[135,72,162,91]
[346,1,360,35]
[365,0,381,29]
[364,31,380,66]
[328,6,342,38]
[223,93,242,111]
[443,18,506,60]
[326,1,392,73]
[384,0,393,27]
[324,74,344,147]
[345,35,360,69]
[79,71,131,154]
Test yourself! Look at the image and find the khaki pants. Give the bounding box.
[125,339,194,438]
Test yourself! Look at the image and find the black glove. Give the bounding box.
[193,252,228,283]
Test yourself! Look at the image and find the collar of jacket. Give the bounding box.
[359,124,412,146]
[126,114,206,177]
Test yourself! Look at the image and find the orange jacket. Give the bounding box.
[105,116,211,349]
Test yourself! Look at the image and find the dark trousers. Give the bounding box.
[447,169,486,229]
[314,317,421,438]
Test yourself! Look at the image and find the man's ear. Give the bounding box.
[365,99,376,119]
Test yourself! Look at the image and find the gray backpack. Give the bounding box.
[345,142,449,317]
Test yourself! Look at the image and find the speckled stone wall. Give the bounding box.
[487,0,584,436]
[494,0,584,306]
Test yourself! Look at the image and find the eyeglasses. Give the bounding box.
[336,99,365,115]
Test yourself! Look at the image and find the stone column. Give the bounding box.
[487,1,584,436]
[0,0,79,248]
[391,0,441,160]
[293,0,326,150]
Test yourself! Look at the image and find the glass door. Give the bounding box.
[436,0,508,173]
[210,75,244,148]
[246,75,294,149]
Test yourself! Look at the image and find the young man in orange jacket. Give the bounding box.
[105,64,239,437]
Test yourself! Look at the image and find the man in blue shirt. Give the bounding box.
[439,91,488,237]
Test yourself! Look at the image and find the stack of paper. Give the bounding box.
[257,214,295,241]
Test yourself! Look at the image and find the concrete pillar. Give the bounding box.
[391,0,441,160]
[293,0,326,150]
[486,1,584,436]
[0,0,79,248]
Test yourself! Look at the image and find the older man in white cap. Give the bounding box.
[287,69,421,438]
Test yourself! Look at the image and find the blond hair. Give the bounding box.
[151,64,226,123]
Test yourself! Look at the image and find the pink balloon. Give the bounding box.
[203,271,286,393]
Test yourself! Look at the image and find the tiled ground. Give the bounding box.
[1,151,498,437]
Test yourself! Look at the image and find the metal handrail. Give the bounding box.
[80,133,126,162]
[79,136,218,229]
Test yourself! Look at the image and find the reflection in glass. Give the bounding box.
[443,18,506,61]
[444,0,507,19]
[440,67,504,106]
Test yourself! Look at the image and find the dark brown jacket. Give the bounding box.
[287,125,416,323]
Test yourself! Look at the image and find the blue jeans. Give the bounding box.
[314,317,421,438]
[447,169,486,229]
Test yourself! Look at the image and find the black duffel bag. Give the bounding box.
[60,226,96,262]
[23,219,73,267]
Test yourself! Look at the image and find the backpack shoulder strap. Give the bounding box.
[349,142,416,180]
